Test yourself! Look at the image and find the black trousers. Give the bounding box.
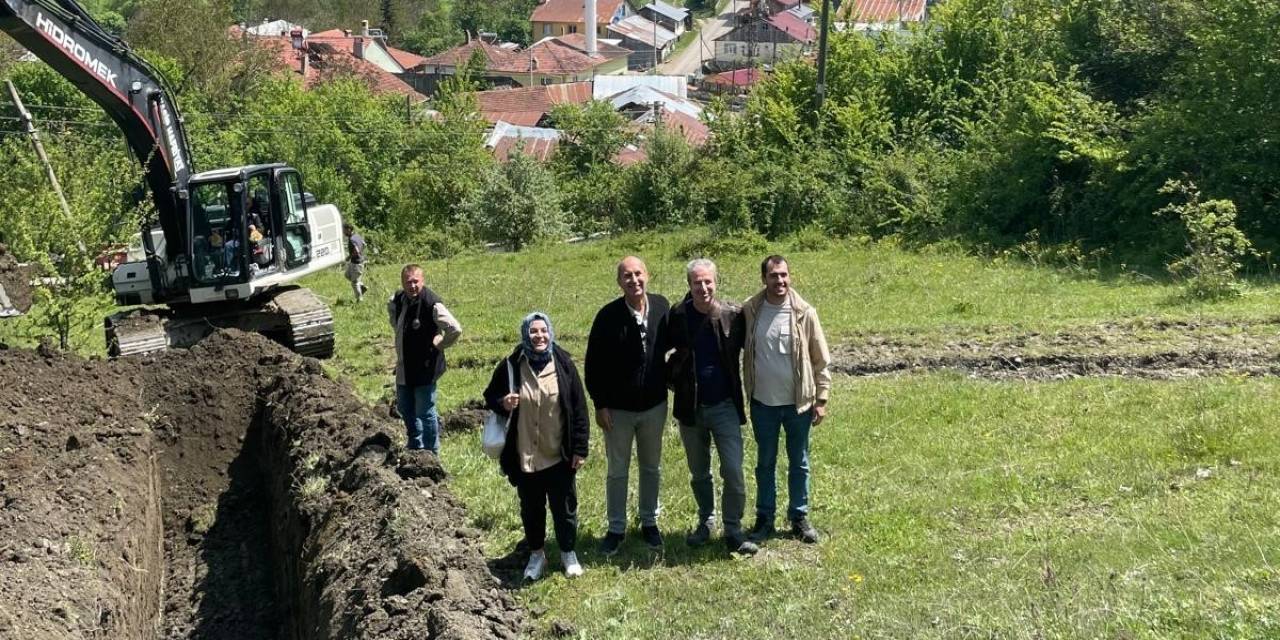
[516,461,578,553]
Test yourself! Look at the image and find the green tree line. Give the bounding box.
[1,0,1277,274]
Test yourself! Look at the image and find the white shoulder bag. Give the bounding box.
[481,360,515,459]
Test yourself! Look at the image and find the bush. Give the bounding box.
[1154,180,1257,300]
[463,150,566,251]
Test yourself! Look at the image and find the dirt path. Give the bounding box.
[659,4,737,75]
[833,317,1280,380]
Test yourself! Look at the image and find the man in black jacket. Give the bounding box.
[585,256,671,554]
[667,258,757,556]
[389,264,463,452]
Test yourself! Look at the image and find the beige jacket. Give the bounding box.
[742,288,831,414]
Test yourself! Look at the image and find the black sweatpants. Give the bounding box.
[516,461,578,553]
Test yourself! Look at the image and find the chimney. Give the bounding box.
[354,36,365,59]
[361,20,371,37]
[584,0,597,56]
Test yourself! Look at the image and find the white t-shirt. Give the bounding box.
[753,300,795,406]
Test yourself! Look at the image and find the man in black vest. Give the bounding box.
[585,256,671,554]
[388,264,463,452]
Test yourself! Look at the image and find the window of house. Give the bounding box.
[543,24,552,35]
[569,24,578,34]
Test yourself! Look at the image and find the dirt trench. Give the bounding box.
[833,317,1280,380]
[0,331,524,639]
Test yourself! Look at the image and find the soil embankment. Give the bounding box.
[0,249,34,313]
[835,317,1280,380]
[0,331,524,639]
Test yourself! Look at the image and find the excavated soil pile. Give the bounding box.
[0,250,34,313]
[0,331,524,639]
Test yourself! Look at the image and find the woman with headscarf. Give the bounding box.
[483,312,590,581]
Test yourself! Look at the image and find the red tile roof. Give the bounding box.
[842,0,927,23]
[492,135,560,162]
[419,40,517,70]
[660,108,710,146]
[248,34,422,99]
[767,12,817,43]
[474,82,594,125]
[387,46,427,69]
[531,0,626,24]
[424,36,628,76]
[704,67,766,89]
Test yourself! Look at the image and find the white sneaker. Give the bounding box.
[523,550,546,581]
[561,551,584,578]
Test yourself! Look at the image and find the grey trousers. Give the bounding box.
[604,402,667,534]
[678,399,747,536]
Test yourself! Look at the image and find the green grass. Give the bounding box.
[299,232,1280,407]
[298,233,1280,638]
[6,231,1280,638]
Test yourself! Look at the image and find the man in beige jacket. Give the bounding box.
[742,255,831,544]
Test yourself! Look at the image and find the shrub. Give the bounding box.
[1154,180,1257,300]
[463,150,566,251]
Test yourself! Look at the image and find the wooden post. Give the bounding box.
[5,80,74,225]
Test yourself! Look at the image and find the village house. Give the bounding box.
[638,1,692,35]
[237,25,424,99]
[416,34,630,90]
[607,14,679,70]
[713,11,816,66]
[531,0,632,39]
[838,0,928,34]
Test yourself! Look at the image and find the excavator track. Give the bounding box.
[105,287,334,359]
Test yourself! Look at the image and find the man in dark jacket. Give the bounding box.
[667,258,757,555]
[389,264,463,452]
[585,256,670,554]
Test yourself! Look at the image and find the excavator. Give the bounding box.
[0,0,344,357]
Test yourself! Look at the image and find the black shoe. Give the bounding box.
[747,517,775,543]
[791,518,819,544]
[685,522,711,547]
[641,525,664,550]
[598,531,624,556]
[725,534,759,555]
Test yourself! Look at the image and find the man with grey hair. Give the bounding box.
[586,256,671,554]
[666,258,758,555]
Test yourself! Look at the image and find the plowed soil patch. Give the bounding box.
[834,317,1280,380]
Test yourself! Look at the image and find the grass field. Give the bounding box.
[5,232,1279,638]
[300,233,1280,639]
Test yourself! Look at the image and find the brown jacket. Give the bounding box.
[742,288,831,413]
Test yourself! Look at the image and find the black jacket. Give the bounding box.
[391,289,446,386]
[483,346,590,484]
[585,294,670,412]
[666,295,746,426]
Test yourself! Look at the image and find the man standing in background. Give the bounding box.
[743,255,831,544]
[344,223,367,302]
[389,264,463,453]
[586,256,671,554]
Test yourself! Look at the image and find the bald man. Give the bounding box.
[585,256,671,554]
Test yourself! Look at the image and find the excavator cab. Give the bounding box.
[184,164,343,305]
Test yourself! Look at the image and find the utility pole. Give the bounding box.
[5,80,74,226]
[814,0,832,113]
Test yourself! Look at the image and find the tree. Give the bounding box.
[464,149,565,251]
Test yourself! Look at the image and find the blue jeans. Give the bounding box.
[750,400,813,523]
[678,400,747,536]
[397,383,439,452]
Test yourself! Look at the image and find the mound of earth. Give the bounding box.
[0,331,525,639]
[0,248,33,313]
